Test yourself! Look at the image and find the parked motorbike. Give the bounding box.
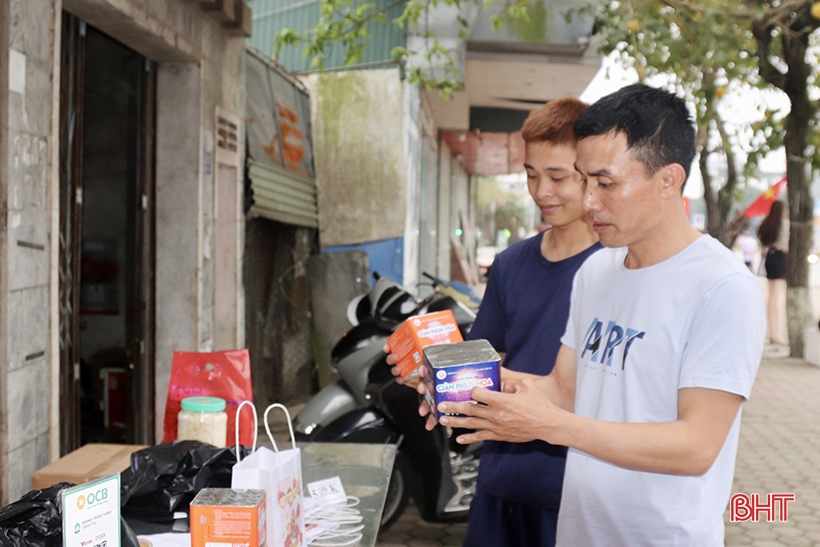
[293,272,480,530]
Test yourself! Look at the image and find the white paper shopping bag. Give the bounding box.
[232,402,306,547]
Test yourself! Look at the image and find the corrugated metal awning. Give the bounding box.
[245,45,318,227]
[247,159,318,228]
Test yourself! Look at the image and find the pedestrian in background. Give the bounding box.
[758,200,789,346]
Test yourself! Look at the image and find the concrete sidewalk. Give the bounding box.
[376,351,820,546]
[724,350,820,546]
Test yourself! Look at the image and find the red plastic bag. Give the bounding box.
[162,349,255,447]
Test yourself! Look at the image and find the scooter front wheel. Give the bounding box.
[379,450,412,532]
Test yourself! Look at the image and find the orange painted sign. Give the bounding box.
[277,103,306,170]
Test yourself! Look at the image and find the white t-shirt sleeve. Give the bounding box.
[560,269,582,350]
[678,273,766,399]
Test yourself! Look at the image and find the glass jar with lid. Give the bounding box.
[177,396,228,447]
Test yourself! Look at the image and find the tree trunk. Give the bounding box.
[700,157,719,231]
[697,95,738,247]
[714,116,740,247]
[697,122,720,236]
[781,25,814,358]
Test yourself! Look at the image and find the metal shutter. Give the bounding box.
[247,159,318,228]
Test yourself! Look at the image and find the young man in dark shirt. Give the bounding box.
[389,98,600,545]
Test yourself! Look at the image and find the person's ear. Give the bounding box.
[660,164,686,197]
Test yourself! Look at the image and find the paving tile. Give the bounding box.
[789,515,820,524]
[411,529,449,540]
[744,529,779,541]
[388,522,416,533]
[406,540,442,547]
[774,527,806,537]
[779,538,813,547]
[726,535,755,546]
[378,533,411,544]
[413,520,452,530]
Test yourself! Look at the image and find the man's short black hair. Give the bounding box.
[574,84,696,183]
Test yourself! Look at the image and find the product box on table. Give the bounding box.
[387,310,463,379]
[423,339,501,419]
[190,488,267,547]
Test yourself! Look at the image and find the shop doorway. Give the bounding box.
[59,14,156,453]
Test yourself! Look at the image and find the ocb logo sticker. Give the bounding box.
[87,489,108,504]
[76,495,86,510]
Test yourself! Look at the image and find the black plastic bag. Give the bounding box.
[121,441,249,522]
[0,482,138,547]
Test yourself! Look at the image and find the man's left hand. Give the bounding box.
[438,379,566,445]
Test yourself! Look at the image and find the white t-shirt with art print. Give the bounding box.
[557,235,766,547]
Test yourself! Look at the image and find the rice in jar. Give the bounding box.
[177,396,228,447]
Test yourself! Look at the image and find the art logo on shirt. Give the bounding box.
[581,317,646,370]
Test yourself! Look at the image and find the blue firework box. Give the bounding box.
[423,339,501,419]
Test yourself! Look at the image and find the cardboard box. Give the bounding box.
[423,339,501,419]
[191,488,267,547]
[387,310,463,378]
[31,443,147,490]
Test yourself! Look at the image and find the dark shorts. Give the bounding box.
[765,249,788,280]
[462,488,558,547]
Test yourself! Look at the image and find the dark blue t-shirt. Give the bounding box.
[469,232,601,509]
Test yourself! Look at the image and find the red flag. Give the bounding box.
[743,177,786,218]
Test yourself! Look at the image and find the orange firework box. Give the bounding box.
[387,310,463,378]
[190,488,267,547]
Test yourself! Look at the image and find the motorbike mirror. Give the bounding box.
[360,274,423,322]
[346,293,371,326]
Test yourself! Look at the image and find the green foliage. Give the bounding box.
[505,0,549,42]
[587,0,820,177]
[273,0,538,93]
[584,0,793,240]
[593,1,776,144]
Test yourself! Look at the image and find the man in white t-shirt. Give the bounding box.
[428,84,766,546]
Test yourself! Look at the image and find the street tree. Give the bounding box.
[589,0,783,246]
[593,0,820,357]
[748,0,820,356]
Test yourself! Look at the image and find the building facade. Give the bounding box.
[249,0,601,292]
[1,0,252,503]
